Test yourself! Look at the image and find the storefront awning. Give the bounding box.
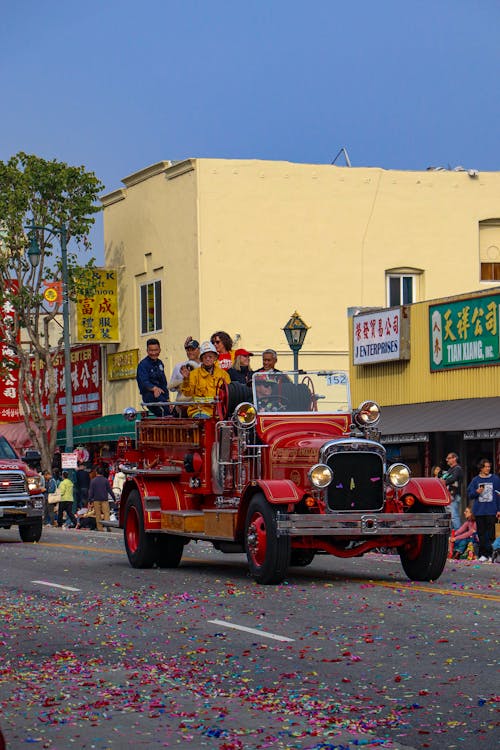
[57,413,136,446]
[380,397,500,437]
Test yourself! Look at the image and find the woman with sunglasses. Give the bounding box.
[210,330,234,370]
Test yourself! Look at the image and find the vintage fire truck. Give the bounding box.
[0,436,45,542]
[117,370,450,584]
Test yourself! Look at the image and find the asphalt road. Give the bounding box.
[0,526,498,750]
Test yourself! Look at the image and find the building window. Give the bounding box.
[479,220,500,283]
[140,280,162,334]
[386,274,416,306]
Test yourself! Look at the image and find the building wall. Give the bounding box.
[102,158,500,416]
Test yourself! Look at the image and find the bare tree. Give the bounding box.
[0,152,103,471]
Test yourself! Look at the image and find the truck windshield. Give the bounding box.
[0,436,19,460]
[252,371,351,414]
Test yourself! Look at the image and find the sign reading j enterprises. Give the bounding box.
[430,293,500,371]
[353,307,410,365]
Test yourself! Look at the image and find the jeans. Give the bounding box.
[449,495,461,531]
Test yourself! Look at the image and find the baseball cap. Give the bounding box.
[185,340,200,350]
[235,348,253,357]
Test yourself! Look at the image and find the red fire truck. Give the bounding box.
[117,370,450,584]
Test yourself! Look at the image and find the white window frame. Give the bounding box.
[385,270,421,307]
[140,280,162,334]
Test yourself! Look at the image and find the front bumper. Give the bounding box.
[0,494,44,525]
[276,511,450,537]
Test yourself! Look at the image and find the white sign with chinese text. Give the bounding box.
[353,307,410,365]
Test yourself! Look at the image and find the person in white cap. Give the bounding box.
[182,341,230,418]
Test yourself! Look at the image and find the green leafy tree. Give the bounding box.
[0,152,103,472]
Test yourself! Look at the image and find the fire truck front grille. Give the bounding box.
[0,472,27,497]
[326,452,384,512]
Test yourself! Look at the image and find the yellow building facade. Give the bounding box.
[101,158,500,425]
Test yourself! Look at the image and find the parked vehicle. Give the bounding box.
[117,371,450,584]
[0,436,44,542]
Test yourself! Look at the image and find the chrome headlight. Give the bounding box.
[388,463,411,488]
[234,402,256,428]
[354,400,381,427]
[308,464,333,489]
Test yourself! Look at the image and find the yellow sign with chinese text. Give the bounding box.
[76,269,119,343]
[107,349,139,381]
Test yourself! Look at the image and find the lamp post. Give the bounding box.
[283,311,310,382]
[27,222,74,453]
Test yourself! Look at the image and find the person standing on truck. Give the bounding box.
[255,348,282,373]
[136,338,171,416]
[89,466,116,532]
[182,341,230,418]
[169,339,201,401]
[210,331,234,370]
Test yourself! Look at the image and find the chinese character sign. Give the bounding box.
[30,344,102,419]
[0,281,21,421]
[353,308,409,364]
[76,268,119,343]
[430,294,500,371]
[107,349,139,381]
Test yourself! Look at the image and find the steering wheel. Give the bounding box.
[301,376,316,411]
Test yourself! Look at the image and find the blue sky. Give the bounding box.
[1,0,499,263]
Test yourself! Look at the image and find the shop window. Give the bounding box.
[479,220,500,283]
[140,280,162,334]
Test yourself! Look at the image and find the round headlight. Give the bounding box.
[308,464,333,489]
[123,406,138,422]
[234,402,256,428]
[388,463,411,488]
[354,400,381,427]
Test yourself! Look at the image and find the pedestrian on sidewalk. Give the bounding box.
[89,466,116,532]
[57,471,77,528]
[467,458,500,561]
[442,452,463,530]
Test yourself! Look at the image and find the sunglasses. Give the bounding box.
[213,339,221,344]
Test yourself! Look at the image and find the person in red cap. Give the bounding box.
[228,348,254,387]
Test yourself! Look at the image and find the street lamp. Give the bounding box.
[27,222,73,453]
[283,311,310,379]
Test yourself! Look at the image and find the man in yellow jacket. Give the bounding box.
[182,341,230,418]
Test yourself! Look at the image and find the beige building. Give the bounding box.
[101,158,500,417]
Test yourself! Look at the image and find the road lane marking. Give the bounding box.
[32,580,81,592]
[41,542,123,554]
[369,579,500,601]
[208,618,294,642]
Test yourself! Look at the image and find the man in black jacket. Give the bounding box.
[136,338,170,416]
[88,466,115,532]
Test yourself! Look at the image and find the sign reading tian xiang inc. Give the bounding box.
[353,307,410,365]
[430,294,500,371]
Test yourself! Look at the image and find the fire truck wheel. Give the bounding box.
[399,506,449,581]
[245,494,290,584]
[124,491,156,568]
[19,521,43,543]
[290,549,315,567]
[156,535,184,568]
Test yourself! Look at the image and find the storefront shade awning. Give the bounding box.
[380,397,500,436]
[57,414,136,446]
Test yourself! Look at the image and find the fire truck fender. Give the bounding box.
[236,480,302,538]
[401,477,450,507]
[242,479,302,507]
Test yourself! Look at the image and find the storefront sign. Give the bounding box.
[430,293,500,371]
[61,452,78,469]
[464,429,500,440]
[353,307,410,364]
[382,433,429,444]
[32,344,102,419]
[107,349,139,381]
[76,268,119,343]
